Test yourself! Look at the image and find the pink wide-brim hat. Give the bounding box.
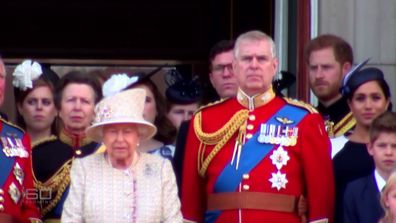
[86,88,157,142]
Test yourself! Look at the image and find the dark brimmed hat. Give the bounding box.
[165,68,202,104]
[340,58,386,97]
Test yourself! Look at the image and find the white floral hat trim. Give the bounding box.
[102,73,139,97]
[12,60,43,91]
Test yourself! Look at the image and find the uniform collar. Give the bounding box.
[317,97,350,121]
[59,128,93,148]
[237,87,275,110]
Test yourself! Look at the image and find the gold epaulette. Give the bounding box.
[34,159,73,216]
[95,143,107,154]
[32,135,58,148]
[283,97,318,114]
[194,109,249,176]
[194,98,230,115]
[0,117,25,133]
[333,112,356,137]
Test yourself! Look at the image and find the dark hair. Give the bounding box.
[54,70,102,110]
[88,69,110,87]
[128,78,177,144]
[208,40,235,69]
[304,34,353,66]
[369,111,396,143]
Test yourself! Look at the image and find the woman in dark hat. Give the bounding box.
[165,68,202,132]
[12,60,59,144]
[332,62,391,223]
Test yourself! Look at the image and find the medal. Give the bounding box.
[8,183,21,204]
[257,124,266,143]
[269,171,288,191]
[270,146,290,170]
[13,163,24,185]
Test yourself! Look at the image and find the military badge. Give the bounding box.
[276,116,294,124]
[8,183,21,204]
[270,146,290,170]
[269,171,288,191]
[13,163,24,185]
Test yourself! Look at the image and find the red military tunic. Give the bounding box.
[0,119,41,223]
[181,89,334,223]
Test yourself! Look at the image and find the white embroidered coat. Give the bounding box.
[61,152,182,223]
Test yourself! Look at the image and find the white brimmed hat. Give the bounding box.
[86,88,157,142]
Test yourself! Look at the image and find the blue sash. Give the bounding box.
[52,186,70,218]
[0,123,24,187]
[205,105,307,223]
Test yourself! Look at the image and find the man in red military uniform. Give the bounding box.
[181,31,334,223]
[0,57,41,223]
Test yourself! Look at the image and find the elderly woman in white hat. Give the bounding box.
[61,88,182,223]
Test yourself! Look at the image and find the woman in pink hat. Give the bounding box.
[61,88,182,222]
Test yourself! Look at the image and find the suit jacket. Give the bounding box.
[343,173,384,223]
[173,120,190,197]
[61,152,182,223]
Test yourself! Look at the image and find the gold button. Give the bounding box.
[242,184,250,191]
[75,150,82,155]
[249,115,256,121]
[242,174,250,180]
[246,133,253,139]
[0,204,4,211]
[247,124,254,130]
[0,196,4,202]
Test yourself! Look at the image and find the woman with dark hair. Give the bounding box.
[12,60,59,144]
[132,78,177,148]
[332,63,391,223]
[33,70,103,222]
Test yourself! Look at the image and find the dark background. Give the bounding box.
[0,0,273,61]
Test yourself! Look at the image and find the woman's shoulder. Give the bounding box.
[74,153,105,168]
[138,152,172,171]
[140,152,167,164]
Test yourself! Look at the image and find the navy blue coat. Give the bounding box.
[343,173,384,223]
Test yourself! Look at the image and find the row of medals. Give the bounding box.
[257,124,298,147]
[1,136,26,205]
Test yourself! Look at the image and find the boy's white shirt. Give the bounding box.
[374,169,386,192]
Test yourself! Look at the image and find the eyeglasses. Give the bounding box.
[212,64,233,74]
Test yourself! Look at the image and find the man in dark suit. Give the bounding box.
[343,112,396,223]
